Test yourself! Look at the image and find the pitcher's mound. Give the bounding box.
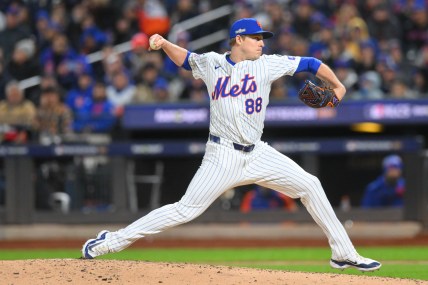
[0,259,424,285]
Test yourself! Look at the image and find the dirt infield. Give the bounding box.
[1,259,427,285]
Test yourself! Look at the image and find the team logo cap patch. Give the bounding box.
[229,18,274,39]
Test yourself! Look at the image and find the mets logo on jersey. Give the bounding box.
[211,74,257,100]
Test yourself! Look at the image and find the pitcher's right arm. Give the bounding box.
[149,34,189,68]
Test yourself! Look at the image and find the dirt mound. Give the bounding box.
[0,259,426,285]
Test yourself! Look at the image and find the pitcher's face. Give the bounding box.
[239,34,265,60]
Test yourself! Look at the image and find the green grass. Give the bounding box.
[1,247,427,280]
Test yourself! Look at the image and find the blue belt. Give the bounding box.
[209,134,255,152]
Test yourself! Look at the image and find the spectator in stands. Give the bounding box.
[152,77,171,102]
[79,15,108,55]
[292,0,313,39]
[0,81,36,144]
[334,3,360,38]
[412,44,428,96]
[102,49,130,85]
[7,38,41,103]
[354,40,377,75]
[128,32,150,78]
[362,155,405,208]
[415,42,428,69]
[34,86,73,145]
[387,39,415,85]
[40,74,59,90]
[0,48,12,101]
[66,72,94,113]
[28,74,60,106]
[366,4,402,45]
[0,4,31,61]
[106,70,136,114]
[83,0,118,33]
[389,79,417,99]
[378,62,399,94]
[413,68,428,97]
[121,0,140,35]
[172,0,198,23]
[322,39,352,71]
[343,16,370,63]
[308,11,327,40]
[308,19,334,59]
[35,10,60,52]
[73,81,117,133]
[66,3,87,51]
[240,185,297,213]
[49,1,68,32]
[400,4,428,54]
[134,62,162,103]
[8,38,38,78]
[350,71,384,100]
[114,16,134,45]
[41,33,92,90]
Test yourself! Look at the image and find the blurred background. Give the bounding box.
[0,0,427,238]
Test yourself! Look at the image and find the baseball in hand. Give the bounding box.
[149,38,160,50]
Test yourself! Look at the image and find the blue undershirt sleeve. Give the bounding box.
[295,57,322,75]
[181,51,192,70]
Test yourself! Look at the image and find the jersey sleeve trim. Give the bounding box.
[181,51,192,70]
[295,57,322,75]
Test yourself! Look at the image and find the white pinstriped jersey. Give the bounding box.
[188,52,301,145]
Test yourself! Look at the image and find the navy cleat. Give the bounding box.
[81,230,110,259]
[330,254,381,272]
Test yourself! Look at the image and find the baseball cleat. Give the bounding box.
[81,230,110,259]
[330,254,381,272]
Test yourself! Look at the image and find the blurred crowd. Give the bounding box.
[0,0,427,143]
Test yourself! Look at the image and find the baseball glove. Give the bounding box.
[298,80,340,108]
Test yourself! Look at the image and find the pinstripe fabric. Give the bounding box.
[189,52,300,145]
[247,142,356,260]
[102,52,357,261]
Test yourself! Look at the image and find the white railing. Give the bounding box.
[18,5,232,91]
[168,5,232,43]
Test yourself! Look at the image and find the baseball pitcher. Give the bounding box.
[82,18,381,272]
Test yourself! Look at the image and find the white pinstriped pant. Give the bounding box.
[106,139,356,260]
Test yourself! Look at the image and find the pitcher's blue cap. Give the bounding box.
[229,18,274,39]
